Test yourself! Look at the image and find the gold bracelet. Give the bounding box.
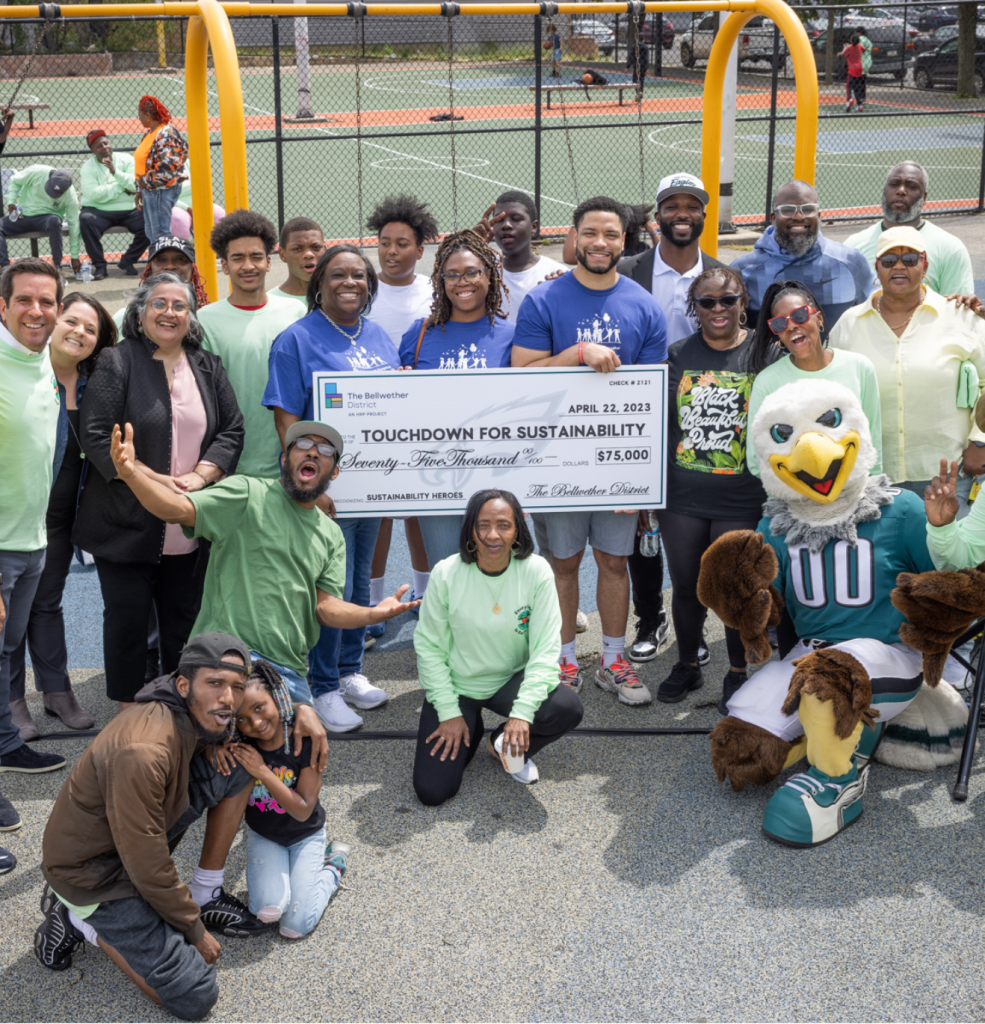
[193,469,210,486]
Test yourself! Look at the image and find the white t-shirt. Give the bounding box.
[650,246,703,345]
[501,255,567,324]
[365,274,433,345]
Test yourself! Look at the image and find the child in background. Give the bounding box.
[228,661,351,939]
[841,33,866,112]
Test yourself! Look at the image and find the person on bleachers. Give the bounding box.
[0,165,81,276]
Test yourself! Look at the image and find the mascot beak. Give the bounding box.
[768,430,861,504]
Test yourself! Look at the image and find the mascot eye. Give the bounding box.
[816,408,842,429]
[770,423,794,444]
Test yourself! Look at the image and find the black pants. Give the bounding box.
[847,73,866,106]
[79,205,149,271]
[413,672,584,806]
[0,212,63,266]
[8,514,75,698]
[94,551,205,702]
[627,530,666,624]
[656,509,761,669]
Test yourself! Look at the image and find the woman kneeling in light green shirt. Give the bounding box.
[413,489,583,805]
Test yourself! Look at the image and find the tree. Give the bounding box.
[956,0,978,97]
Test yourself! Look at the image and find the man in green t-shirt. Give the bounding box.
[199,210,303,478]
[0,165,82,276]
[269,216,324,305]
[108,417,418,706]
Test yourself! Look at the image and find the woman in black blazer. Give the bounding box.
[76,272,244,706]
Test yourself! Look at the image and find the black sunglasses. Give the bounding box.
[877,251,923,269]
[694,294,742,310]
[767,304,817,336]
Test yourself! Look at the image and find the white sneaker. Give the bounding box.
[488,732,539,785]
[338,673,389,710]
[575,609,589,633]
[312,692,363,733]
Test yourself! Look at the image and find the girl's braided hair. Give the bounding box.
[425,229,508,332]
[229,659,294,753]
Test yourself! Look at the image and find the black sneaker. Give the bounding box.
[34,884,84,970]
[718,670,748,715]
[697,635,711,666]
[627,613,669,663]
[118,262,140,277]
[0,745,66,774]
[0,791,21,830]
[0,845,15,875]
[200,886,270,936]
[656,661,704,703]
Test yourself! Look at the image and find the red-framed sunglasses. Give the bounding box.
[767,304,818,336]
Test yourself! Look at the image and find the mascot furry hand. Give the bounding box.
[699,380,985,848]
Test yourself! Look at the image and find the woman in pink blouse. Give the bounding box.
[76,274,244,708]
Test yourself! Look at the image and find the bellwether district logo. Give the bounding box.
[515,606,531,634]
[323,382,344,409]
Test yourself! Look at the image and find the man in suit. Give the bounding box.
[617,172,725,666]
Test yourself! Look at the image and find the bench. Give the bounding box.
[16,224,133,261]
[9,102,51,130]
[529,82,641,110]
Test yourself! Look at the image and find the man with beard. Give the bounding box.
[731,179,871,330]
[846,161,974,296]
[36,633,257,1019]
[102,417,418,706]
[512,196,668,702]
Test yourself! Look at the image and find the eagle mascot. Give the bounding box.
[697,379,985,848]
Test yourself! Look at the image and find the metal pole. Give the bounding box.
[294,0,313,117]
[615,12,620,65]
[764,21,779,227]
[654,10,662,77]
[978,113,985,213]
[361,12,365,57]
[900,0,906,91]
[272,15,286,230]
[534,12,542,238]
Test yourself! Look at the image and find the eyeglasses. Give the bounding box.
[694,294,742,311]
[773,203,820,217]
[149,298,189,314]
[441,268,489,284]
[290,437,336,458]
[877,251,923,269]
[767,304,818,335]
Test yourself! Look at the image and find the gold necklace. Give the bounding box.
[319,307,362,343]
[877,289,922,333]
[478,558,511,614]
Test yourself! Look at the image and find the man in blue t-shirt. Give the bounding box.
[512,195,668,704]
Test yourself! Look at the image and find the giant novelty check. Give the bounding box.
[313,366,668,517]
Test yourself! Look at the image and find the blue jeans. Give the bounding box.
[309,516,381,697]
[141,183,182,243]
[417,514,462,570]
[245,825,340,938]
[249,650,312,705]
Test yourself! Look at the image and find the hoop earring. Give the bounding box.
[511,540,522,553]
[739,311,747,325]
[466,539,477,553]
[314,290,322,306]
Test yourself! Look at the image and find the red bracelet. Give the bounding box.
[578,339,584,365]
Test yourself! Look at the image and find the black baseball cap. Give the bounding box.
[45,169,73,199]
[177,632,251,678]
[147,234,196,263]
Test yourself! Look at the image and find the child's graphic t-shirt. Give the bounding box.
[243,736,325,847]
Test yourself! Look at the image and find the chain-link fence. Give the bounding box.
[0,3,981,257]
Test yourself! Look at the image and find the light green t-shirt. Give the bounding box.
[845,219,974,297]
[267,285,308,308]
[0,336,59,551]
[199,296,303,478]
[185,476,346,675]
[746,348,883,478]
[413,552,562,724]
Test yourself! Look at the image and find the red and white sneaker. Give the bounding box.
[595,656,652,706]
[558,659,583,694]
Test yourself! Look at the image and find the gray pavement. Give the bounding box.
[3,218,985,1022]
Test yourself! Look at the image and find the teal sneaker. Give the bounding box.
[762,760,867,848]
[325,841,352,877]
[854,721,886,771]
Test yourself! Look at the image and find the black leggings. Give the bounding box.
[413,672,584,806]
[627,529,665,623]
[656,510,762,669]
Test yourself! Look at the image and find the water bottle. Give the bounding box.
[79,263,92,284]
[9,204,20,223]
[640,510,660,557]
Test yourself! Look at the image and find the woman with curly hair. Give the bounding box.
[135,95,188,243]
[655,266,766,712]
[398,229,516,568]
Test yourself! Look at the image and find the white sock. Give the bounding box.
[68,910,99,947]
[369,576,385,606]
[412,569,430,599]
[560,639,577,666]
[601,634,626,669]
[190,866,225,907]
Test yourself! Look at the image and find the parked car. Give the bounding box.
[678,14,793,67]
[912,33,985,92]
[911,22,960,55]
[811,26,911,80]
[570,18,615,56]
[616,17,676,50]
[916,6,958,32]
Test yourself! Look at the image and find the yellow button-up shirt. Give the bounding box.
[829,287,985,484]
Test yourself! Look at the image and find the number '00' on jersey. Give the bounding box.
[758,489,936,647]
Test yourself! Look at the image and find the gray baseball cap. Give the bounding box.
[44,169,73,198]
[285,419,344,459]
[177,632,251,678]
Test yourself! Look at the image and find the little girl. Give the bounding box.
[229,661,350,939]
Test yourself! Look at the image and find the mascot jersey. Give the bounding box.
[760,487,935,646]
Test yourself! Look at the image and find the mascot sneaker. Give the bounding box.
[762,761,867,848]
[595,657,652,705]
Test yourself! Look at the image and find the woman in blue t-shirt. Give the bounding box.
[398,229,516,568]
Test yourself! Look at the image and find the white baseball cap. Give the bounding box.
[656,172,709,208]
